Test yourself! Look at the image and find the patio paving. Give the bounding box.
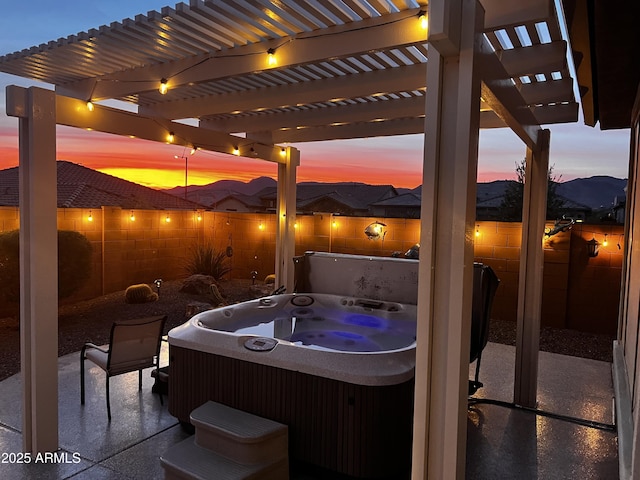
[0,342,618,479]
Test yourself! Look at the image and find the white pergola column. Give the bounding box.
[275,146,299,293]
[6,85,59,452]
[412,1,483,478]
[514,129,550,407]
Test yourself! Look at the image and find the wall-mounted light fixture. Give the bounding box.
[586,237,600,258]
[364,221,387,240]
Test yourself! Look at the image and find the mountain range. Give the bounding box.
[164,175,627,211]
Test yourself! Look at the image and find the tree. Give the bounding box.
[0,229,93,303]
[499,159,563,221]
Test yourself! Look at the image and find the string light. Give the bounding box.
[165,214,171,223]
[86,100,94,112]
[232,146,240,156]
[190,146,198,155]
[87,210,93,222]
[159,78,168,95]
[167,131,175,143]
[267,48,277,66]
[258,221,264,230]
[418,10,428,30]
[130,210,135,221]
[603,233,608,247]
[196,212,202,221]
[475,225,480,237]
[280,147,286,157]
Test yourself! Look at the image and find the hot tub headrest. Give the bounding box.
[293,251,419,305]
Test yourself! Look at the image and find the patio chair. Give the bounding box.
[80,315,167,420]
[469,263,500,396]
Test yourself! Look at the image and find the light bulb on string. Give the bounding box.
[159,78,168,95]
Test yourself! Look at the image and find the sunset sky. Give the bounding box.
[0,1,632,190]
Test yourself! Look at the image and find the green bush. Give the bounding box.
[0,229,93,302]
[185,244,231,280]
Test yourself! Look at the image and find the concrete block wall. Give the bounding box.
[0,206,624,333]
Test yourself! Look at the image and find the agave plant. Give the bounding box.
[185,244,231,280]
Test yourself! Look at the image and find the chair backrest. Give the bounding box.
[107,315,167,376]
[469,264,500,363]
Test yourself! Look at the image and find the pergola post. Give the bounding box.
[412,1,483,478]
[6,85,59,452]
[275,146,299,293]
[514,129,550,407]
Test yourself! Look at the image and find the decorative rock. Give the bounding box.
[180,274,218,296]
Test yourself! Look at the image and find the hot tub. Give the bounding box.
[168,292,416,478]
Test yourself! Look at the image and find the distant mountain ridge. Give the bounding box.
[164,175,627,211]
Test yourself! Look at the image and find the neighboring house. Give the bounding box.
[370,192,422,218]
[211,183,399,216]
[0,160,205,210]
[212,191,268,212]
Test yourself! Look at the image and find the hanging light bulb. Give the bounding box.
[475,225,480,237]
[86,100,94,112]
[603,233,608,247]
[87,210,93,222]
[232,146,240,156]
[418,10,428,31]
[167,132,175,143]
[159,78,169,95]
[280,147,286,157]
[165,214,171,223]
[190,146,198,156]
[130,210,135,221]
[267,48,277,66]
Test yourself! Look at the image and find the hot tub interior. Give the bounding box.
[194,293,417,352]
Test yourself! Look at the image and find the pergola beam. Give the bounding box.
[480,0,553,30]
[500,41,568,77]
[248,110,506,144]
[479,37,542,151]
[57,9,428,102]
[140,63,429,120]
[54,95,285,163]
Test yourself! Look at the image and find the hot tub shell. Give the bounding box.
[169,253,420,478]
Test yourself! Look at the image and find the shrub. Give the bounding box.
[0,229,93,302]
[185,244,231,280]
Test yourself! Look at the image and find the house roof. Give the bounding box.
[0,161,204,210]
[371,192,422,208]
[0,0,578,159]
[257,183,397,211]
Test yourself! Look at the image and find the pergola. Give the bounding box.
[0,0,590,476]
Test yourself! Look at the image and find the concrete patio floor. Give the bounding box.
[0,342,618,479]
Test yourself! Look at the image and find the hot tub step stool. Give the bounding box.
[161,401,289,480]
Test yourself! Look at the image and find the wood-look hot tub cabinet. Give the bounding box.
[169,345,414,478]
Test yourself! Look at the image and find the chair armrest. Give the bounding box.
[82,342,109,354]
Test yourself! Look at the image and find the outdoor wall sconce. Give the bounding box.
[586,237,600,258]
[364,221,387,240]
[154,278,163,295]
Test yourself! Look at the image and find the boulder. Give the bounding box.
[180,274,218,296]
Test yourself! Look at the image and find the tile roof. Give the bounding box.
[0,161,204,210]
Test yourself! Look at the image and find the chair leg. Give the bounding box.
[106,375,111,421]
